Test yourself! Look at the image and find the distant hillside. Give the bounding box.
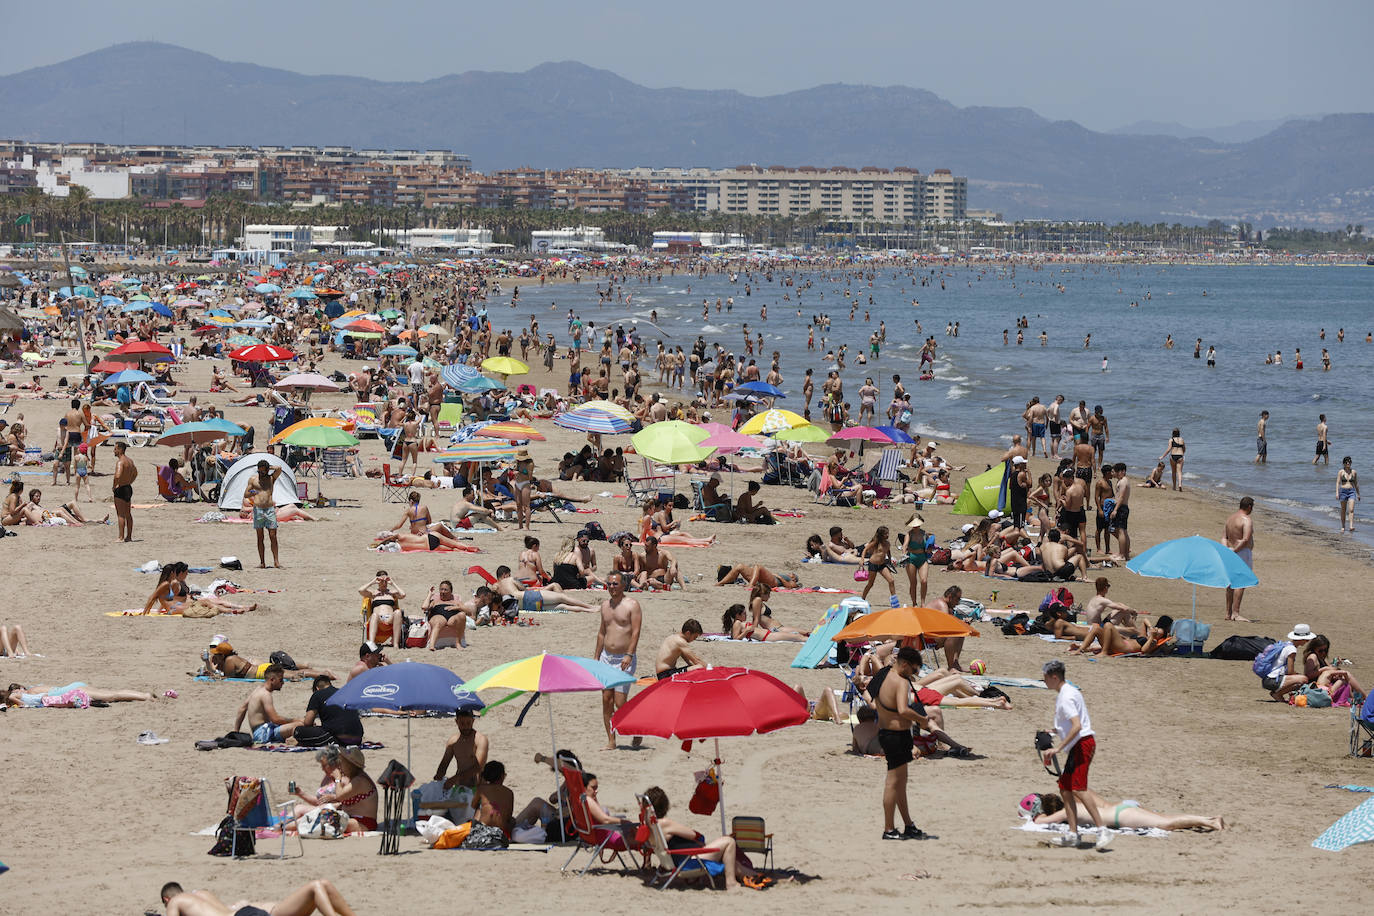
[1108,115,1325,144]
[1,43,1371,225]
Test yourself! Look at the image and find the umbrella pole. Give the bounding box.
[1191,584,1199,657]
[716,737,727,836]
[406,716,414,824]
[548,695,563,834]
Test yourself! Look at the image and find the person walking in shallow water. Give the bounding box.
[1255,411,1268,464]
[1337,456,1360,533]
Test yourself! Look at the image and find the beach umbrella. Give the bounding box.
[379,309,401,319]
[578,399,634,421]
[736,380,785,399]
[1126,535,1259,650]
[830,605,980,643]
[283,424,361,498]
[481,356,530,378]
[827,425,894,456]
[874,425,917,445]
[554,408,632,436]
[108,340,174,363]
[475,422,545,442]
[327,661,484,775]
[343,319,385,334]
[121,301,153,313]
[771,425,830,443]
[172,298,203,308]
[631,421,715,467]
[463,651,636,826]
[149,303,173,318]
[226,334,264,348]
[381,345,418,358]
[457,376,506,393]
[611,667,809,833]
[738,409,808,436]
[287,287,318,300]
[441,364,481,389]
[101,368,155,386]
[696,422,761,454]
[229,344,295,362]
[156,420,246,448]
[433,441,520,463]
[420,324,448,336]
[268,416,351,446]
[273,372,340,393]
[254,283,282,294]
[89,359,124,374]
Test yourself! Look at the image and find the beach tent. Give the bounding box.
[951,465,1005,516]
[217,452,301,511]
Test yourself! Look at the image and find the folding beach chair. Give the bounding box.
[731,816,775,871]
[560,766,633,876]
[691,478,731,521]
[380,463,407,503]
[641,794,724,890]
[528,493,563,523]
[875,448,904,487]
[435,402,463,438]
[1352,692,1374,757]
[225,776,302,859]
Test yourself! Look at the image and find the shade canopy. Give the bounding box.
[610,666,808,740]
[327,662,484,714]
[831,606,980,642]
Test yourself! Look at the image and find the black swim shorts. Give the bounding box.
[878,728,914,771]
[113,484,133,502]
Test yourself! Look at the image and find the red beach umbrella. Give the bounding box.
[228,344,295,362]
[108,340,174,363]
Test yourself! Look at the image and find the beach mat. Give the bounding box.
[251,741,384,753]
[374,543,481,553]
[1314,797,1374,851]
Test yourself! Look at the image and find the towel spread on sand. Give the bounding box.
[1014,820,1168,839]
[251,741,384,753]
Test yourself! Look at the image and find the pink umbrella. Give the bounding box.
[696,422,760,454]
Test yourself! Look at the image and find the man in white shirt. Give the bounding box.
[1041,660,1112,850]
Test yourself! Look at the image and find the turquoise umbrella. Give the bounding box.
[1126,535,1259,653]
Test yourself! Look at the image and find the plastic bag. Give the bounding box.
[298,804,347,839]
[419,815,456,846]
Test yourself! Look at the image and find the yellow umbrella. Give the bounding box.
[269,415,352,445]
[579,399,634,421]
[481,356,530,377]
[739,409,810,436]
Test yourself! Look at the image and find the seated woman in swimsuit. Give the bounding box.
[142,562,257,615]
[421,579,471,650]
[22,488,97,527]
[393,490,435,536]
[2,681,169,707]
[643,785,773,890]
[713,564,800,590]
[286,746,379,834]
[236,493,317,523]
[1302,634,1366,698]
[1,623,36,659]
[1069,616,1174,657]
[723,603,807,643]
[516,535,550,585]
[360,570,406,649]
[641,499,716,548]
[492,566,597,613]
[806,534,861,564]
[1026,790,1223,832]
[748,581,809,636]
[287,745,341,822]
[612,536,645,588]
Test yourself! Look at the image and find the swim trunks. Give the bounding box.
[1111,505,1129,531]
[1316,441,1328,456]
[1256,437,1267,457]
[252,505,278,530]
[1339,487,1356,503]
[656,664,690,681]
[1234,547,1253,568]
[1090,434,1106,450]
[235,907,271,916]
[1031,423,1046,438]
[598,650,636,694]
[1049,420,1062,436]
[1058,734,1095,792]
[878,727,914,771]
[1074,467,1091,485]
[113,484,133,502]
[252,722,285,744]
[521,589,544,612]
[1058,507,1087,531]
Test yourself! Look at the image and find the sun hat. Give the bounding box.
[906,515,925,528]
[987,509,1003,520]
[339,746,366,769]
[1287,623,1315,641]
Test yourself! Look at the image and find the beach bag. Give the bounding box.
[293,725,334,748]
[673,493,690,510]
[1208,635,1274,661]
[688,766,721,816]
[1170,618,1211,649]
[419,815,457,846]
[929,546,952,566]
[1000,612,1030,636]
[207,815,254,857]
[1252,641,1289,677]
[853,569,870,582]
[299,804,347,839]
[269,651,298,671]
[580,521,606,541]
[1298,684,1332,708]
[462,821,509,849]
[1039,588,1074,615]
[952,599,984,622]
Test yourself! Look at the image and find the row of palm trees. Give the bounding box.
[0,192,1241,253]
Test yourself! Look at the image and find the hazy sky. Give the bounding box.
[5,0,1370,130]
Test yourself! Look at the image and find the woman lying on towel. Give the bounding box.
[1068,616,1174,657]
[373,528,479,553]
[806,534,862,564]
[3,681,170,707]
[238,492,318,523]
[714,564,801,590]
[723,603,808,643]
[1024,790,1224,832]
[142,562,256,616]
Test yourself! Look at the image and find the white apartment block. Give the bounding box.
[617,165,967,222]
[394,227,494,250]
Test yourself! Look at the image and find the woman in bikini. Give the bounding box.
[1160,428,1186,492]
[421,579,470,650]
[1337,456,1360,533]
[612,536,645,588]
[290,746,379,834]
[646,497,716,547]
[898,515,931,607]
[517,536,551,585]
[806,534,861,564]
[512,450,536,531]
[859,525,899,607]
[1069,616,1175,657]
[723,603,807,643]
[1027,790,1223,832]
[713,564,801,590]
[3,681,169,707]
[142,563,256,615]
[360,570,406,649]
[1302,634,1365,698]
[399,410,422,476]
[2,480,37,527]
[393,490,434,536]
[287,746,340,822]
[23,488,97,527]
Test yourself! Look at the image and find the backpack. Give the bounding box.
[1000,612,1031,636]
[1038,588,1074,615]
[1208,635,1275,661]
[929,546,952,566]
[672,492,690,510]
[269,650,298,671]
[1252,641,1290,677]
[580,521,606,541]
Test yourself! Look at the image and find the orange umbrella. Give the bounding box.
[831,606,979,643]
[476,422,545,442]
[269,415,353,445]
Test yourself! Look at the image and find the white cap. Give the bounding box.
[987,509,1004,519]
[961,523,975,534]
[1011,456,1027,465]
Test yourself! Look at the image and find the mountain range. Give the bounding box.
[1,43,1370,226]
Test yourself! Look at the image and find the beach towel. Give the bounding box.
[106,609,180,618]
[251,741,384,753]
[1313,797,1374,851]
[1014,820,1168,840]
[373,542,481,554]
[701,634,790,643]
[966,675,1049,691]
[775,587,858,595]
[792,603,858,669]
[204,515,307,524]
[1326,785,1374,793]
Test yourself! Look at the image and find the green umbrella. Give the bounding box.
[226,334,264,348]
[773,425,830,443]
[282,425,361,500]
[631,420,716,467]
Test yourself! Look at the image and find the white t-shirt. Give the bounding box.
[1053,683,1093,753]
[1267,643,1297,680]
[407,362,424,386]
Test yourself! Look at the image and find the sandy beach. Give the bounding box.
[2,318,1372,914]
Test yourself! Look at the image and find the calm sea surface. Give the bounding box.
[504,262,1374,543]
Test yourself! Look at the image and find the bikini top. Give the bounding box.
[336,784,376,808]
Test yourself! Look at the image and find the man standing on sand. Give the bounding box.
[1073,436,1095,510]
[1313,414,1329,466]
[594,571,642,749]
[246,459,283,568]
[1255,411,1268,464]
[874,646,930,841]
[1041,659,1113,850]
[1057,469,1089,552]
[112,440,137,542]
[1223,497,1255,622]
[1108,462,1131,560]
[1023,398,1048,457]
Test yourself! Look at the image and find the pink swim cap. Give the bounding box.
[1019,793,1038,814]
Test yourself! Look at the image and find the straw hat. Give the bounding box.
[514,448,533,462]
[340,746,366,770]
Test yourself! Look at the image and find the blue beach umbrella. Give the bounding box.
[149,303,173,318]
[554,408,633,435]
[381,344,417,358]
[874,425,916,445]
[441,364,481,389]
[103,369,156,386]
[457,376,505,393]
[1126,535,1259,652]
[122,301,152,313]
[737,380,785,398]
[254,283,282,294]
[287,287,318,300]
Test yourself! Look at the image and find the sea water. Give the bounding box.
[502,263,1374,542]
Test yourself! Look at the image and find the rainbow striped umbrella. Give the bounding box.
[554,408,632,435]
[476,422,545,442]
[433,441,520,463]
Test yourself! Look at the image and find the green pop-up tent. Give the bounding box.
[951,465,1005,516]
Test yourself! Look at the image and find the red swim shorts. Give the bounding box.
[1058,735,1096,792]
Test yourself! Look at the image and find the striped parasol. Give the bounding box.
[433,441,521,463]
[476,422,545,442]
[554,408,633,435]
[441,364,481,389]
